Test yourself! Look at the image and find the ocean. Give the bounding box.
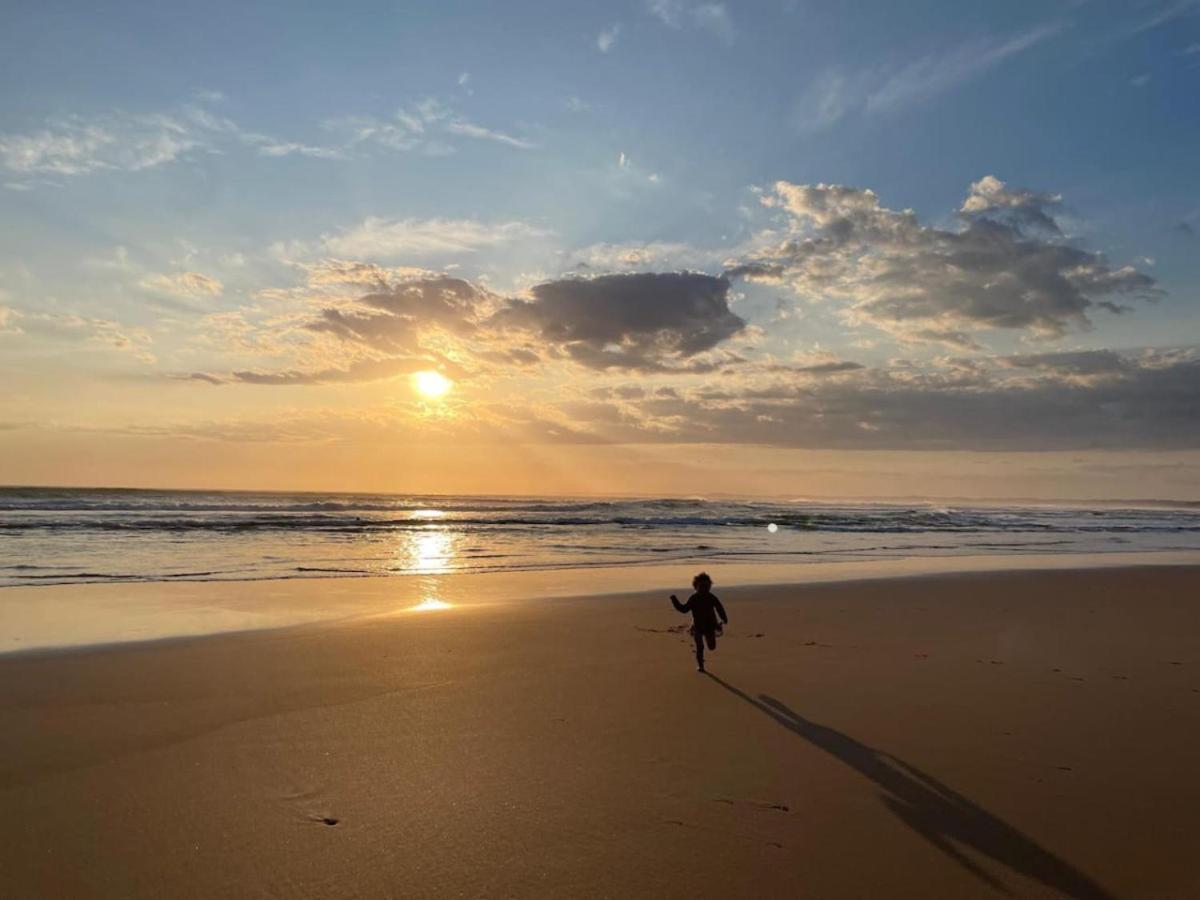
[3,487,1200,588]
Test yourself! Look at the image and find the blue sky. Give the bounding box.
[1,1,1198,495]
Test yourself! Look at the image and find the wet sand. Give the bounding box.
[1,565,1199,897]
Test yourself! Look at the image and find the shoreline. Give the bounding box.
[2,549,1198,656]
[2,564,1198,897]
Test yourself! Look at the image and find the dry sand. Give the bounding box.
[1,565,1199,898]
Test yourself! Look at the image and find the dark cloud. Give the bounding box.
[733,176,1160,345]
[1000,350,1130,377]
[305,276,485,352]
[232,356,428,385]
[549,349,1200,451]
[490,272,746,370]
[179,372,224,385]
[765,360,865,374]
[959,175,1062,234]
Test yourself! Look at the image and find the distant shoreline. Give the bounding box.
[3,483,1199,508]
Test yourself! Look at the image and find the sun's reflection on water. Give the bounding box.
[398,529,458,575]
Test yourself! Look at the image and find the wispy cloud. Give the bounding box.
[276,217,552,262]
[329,97,538,155]
[139,271,224,300]
[0,111,199,176]
[0,306,156,363]
[691,4,734,42]
[597,24,620,52]
[645,0,733,41]
[1123,0,1200,38]
[444,120,537,149]
[0,92,537,185]
[795,22,1064,132]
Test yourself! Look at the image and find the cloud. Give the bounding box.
[597,24,621,52]
[959,174,1062,233]
[330,97,537,156]
[491,272,746,370]
[235,271,749,385]
[280,217,552,261]
[1120,0,1200,39]
[999,349,1130,378]
[795,23,1063,132]
[305,276,486,352]
[0,92,536,184]
[0,307,155,362]
[646,0,733,40]
[0,98,350,180]
[555,348,1200,451]
[565,241,709,271]
[139,271,224,300]
[691,4,734,42]
[730,175,1159,346]
[249,139,346,159]
[0,111,199,176]
[230,356,428,385]
[646,0,685,27]
[443,120,538,149]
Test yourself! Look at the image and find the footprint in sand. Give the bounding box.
[715,798,790,813]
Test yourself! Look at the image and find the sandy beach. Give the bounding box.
[1,564,1198,898]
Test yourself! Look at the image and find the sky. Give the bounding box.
[1,0,1198,499]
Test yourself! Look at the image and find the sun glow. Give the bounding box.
[412,370,452,399]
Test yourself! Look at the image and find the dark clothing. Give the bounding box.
[672,591,728,669]
[671,591,728,631]
[692,627,717,668]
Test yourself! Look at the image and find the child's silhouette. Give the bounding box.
[671,572,728,672]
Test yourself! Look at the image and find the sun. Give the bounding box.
[412,370,452,399]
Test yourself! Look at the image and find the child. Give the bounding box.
[671,572,728,673]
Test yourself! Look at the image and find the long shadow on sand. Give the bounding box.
[706,674,1116,900]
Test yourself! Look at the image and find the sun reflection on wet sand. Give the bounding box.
[409,597,452,612]
[396,529,459,612]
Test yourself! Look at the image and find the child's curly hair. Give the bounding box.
[692,571,713,589]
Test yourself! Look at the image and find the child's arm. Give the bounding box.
[713,595,728,624]
[670,594,689,613]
